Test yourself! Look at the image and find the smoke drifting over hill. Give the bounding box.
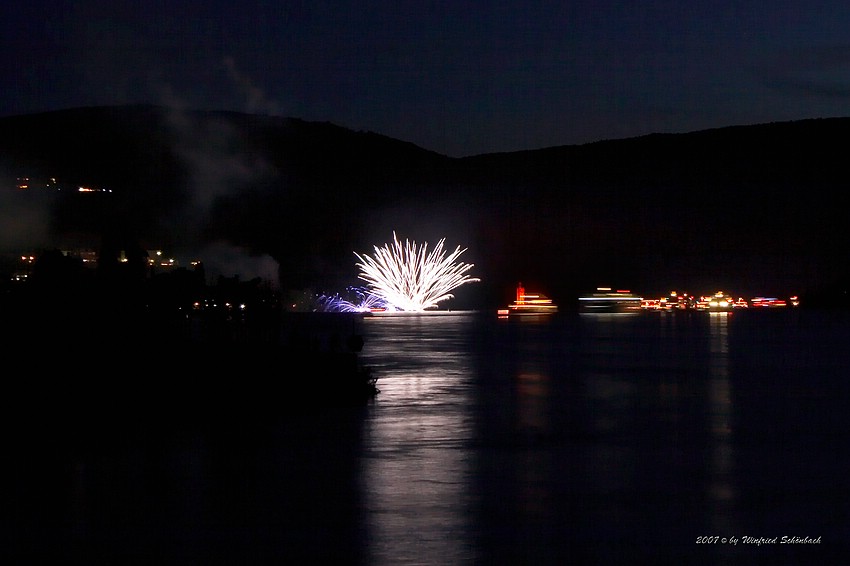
[197,240,279,288]
[157,96,280,284]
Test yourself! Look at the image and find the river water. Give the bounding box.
[2,308,849,565]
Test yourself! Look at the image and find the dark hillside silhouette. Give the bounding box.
[1,106,848,306]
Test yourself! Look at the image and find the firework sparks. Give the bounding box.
[317,286,391,313]
[354,232,480,311]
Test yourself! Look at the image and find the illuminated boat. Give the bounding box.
[750,296,792,308]
[578,287,643,312]
[696,291,746,311]
[498,282,558,317]
[661,290,696,310]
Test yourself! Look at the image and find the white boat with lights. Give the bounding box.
[498,283,558,317]
[578,287,643,312]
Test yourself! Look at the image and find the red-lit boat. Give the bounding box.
[498,282,558,317]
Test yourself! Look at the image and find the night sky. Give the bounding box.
[4,1,850,157]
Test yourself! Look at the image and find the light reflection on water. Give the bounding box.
[358,314,479,566]
[9,309,848,565]
[707,311,737,565]
[355,309,849,565]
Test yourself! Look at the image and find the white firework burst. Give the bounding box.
[354,232,480,311]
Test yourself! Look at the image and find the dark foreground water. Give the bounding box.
[3,308,849,565]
